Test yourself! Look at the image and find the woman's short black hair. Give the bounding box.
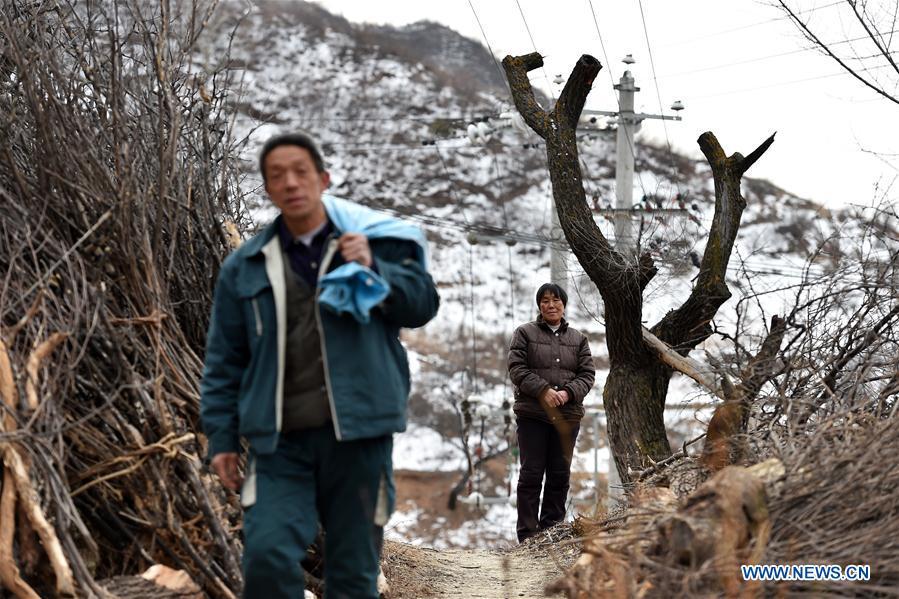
[535,282,568,306]
[259,131,326,181]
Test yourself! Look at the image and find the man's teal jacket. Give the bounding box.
[200,206,439,458]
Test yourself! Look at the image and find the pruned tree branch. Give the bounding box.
[738,132,777,176]
[734,315,788,401]
[555,54,601,130]
[501,52,550,138]
[652,132,775,353]
[24,332,68,411]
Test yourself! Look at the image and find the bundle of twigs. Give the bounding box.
[1,1,250,596]
[551,223,899,597]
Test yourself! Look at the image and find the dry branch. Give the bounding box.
[2,444,76,596]
[561,233,898,596]
[0,1,249,595]
[641,327,726,400]
[0,340,16,430]
[24,331,68,411]
[0,470,40,599]
[1,334,75,595]
[0,337,40,599]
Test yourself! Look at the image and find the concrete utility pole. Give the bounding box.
[582,54,683,259]
[612,69,639,254]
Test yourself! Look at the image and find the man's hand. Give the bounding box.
[210,452,242,491]
[540,388,562,407]
[338,233,373,268]
[558,390,570,405]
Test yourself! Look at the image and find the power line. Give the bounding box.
[363,200,837,280]
[325,142,538,152]
[659,28,899,80]
[347,199,854,286]
[635,0,682,206]
[513,0,556,102]
[432,144,473,227]
[584,0,649,200]
[662,0,844,48]
[465,0,510,97]
[689,61,894,100]
[488,149,520,407]
[586,0,615,88]
[290,115,482,122]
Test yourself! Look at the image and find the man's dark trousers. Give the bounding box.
[516,416,580,543]
[242,426,392,598]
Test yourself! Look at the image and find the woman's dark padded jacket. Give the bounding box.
[508,317,595,423]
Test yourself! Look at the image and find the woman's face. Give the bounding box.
[538,292,564,325]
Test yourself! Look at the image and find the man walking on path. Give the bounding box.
[200,132,439,598]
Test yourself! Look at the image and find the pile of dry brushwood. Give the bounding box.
[550,234,899,598]
[1,2,250,597]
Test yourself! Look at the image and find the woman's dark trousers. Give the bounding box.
[516,416,580,542]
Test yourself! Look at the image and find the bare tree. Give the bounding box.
[502,52,776,483]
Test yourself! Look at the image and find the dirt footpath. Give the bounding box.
[382,538,578,598]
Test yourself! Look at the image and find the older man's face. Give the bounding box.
[264,145,330,227]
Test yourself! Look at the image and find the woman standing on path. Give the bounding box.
[508,283,595,543]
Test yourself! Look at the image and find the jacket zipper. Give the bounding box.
[316,237,343,441]
[251,298,263,336]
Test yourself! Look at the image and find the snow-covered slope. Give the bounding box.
[202,0,883,547]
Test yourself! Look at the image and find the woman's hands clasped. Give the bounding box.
[540,387,570,408]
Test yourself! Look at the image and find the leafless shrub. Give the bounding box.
[1,1,249,596]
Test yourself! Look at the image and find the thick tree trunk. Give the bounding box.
[501,51,774,485]
[604,361,673,479]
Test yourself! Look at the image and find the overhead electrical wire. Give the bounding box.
[690,61,894,100]
[357,200,844,283]
[662,0,844,47]
[584,0,649,201]
[660,28,899,79]
[298,6,863,289]
[636,0,683,207]
[465,0,512,97]
[513,0,556,102]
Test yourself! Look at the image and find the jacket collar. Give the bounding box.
[241,214,341,258]
[535,315,569,332]
[240,217,282,258]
